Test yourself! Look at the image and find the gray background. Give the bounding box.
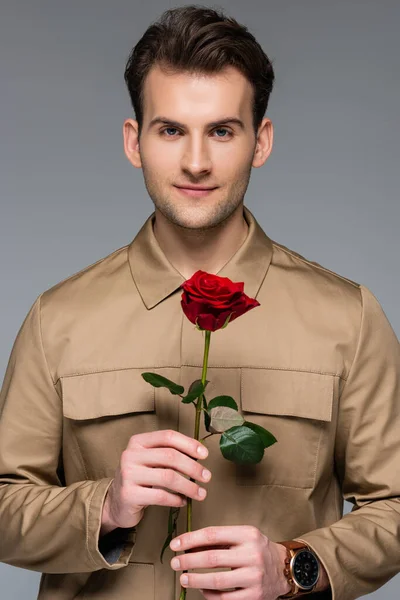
[0,0,399,597]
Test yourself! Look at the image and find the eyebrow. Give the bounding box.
[148,116,245,131]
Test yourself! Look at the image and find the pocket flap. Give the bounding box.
[241,368,333,422]
[61,369,155,420]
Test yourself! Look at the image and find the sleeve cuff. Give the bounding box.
[87,478,136,569]
[98,526,137,564]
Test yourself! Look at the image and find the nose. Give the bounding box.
[181,133,212,177]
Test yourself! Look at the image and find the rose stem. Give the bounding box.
[179,329,211,600]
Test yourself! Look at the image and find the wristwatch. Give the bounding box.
[277,540,320,598]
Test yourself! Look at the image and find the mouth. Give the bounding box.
[174,185,218,198]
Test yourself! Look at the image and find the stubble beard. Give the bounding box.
[141,163,253,232]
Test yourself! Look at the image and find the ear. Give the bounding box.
[252,117,273,168]
[123,118,142,168]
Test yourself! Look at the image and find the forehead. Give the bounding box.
[142,64,253,123]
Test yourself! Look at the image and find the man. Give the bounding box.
[0,5,399,600]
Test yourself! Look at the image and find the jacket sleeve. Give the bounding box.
[0,295,136,573]
[294,284,400,600]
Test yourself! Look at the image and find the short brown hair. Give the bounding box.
[124,5,275,138]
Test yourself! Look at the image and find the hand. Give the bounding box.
[100,430,211,536]
[169,525,291,599]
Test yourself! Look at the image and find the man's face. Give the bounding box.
[124,64,272,230]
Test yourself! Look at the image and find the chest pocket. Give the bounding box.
[236,368,334,489]
[60,369,157,480]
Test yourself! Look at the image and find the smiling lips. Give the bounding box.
[174,185,217,198]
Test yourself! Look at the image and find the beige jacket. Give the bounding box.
[0,206,399,600]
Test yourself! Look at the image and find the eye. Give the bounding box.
[159,126,233,139]
[160,127,180,137]
[213,128,232,139]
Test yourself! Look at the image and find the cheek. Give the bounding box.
[142,158,178,188]
[211,143,254,177]
[140,139,180,175]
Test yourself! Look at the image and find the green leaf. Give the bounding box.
[243,421,277,448]
[181,379,208,404]
[207,395,238,411]
[141,372,184,395]
[220,425,265,464]
[160,505,181,564]
[209,406,244,433]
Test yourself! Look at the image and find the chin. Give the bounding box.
[153,190,241,230]
[155,203,217,230]
[172,215,216,231]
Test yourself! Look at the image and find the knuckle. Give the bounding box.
[248,526,261,542]
[127,435,140,450]
[155,487,169,504]
[164,429,177,444]
[253,567,264,585]
[208,550,220,567]
[205,527,218,544]
[119,462,132,482]
[162,468,176,485]
[120,466,130,482]
[214,572,227,589]
[120,449,130,467]
[164,448,176,463]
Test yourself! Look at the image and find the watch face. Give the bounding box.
[292,549,320,590]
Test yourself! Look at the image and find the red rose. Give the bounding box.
[180,270,260,332]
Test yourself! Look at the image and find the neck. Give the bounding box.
[153,204,249,280]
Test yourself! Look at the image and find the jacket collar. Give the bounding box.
[128,205,273,310]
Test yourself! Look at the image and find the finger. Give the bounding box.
[128,430,209,459]
[171,525,255,551]
[171,548,248,572]
[179,566,255,591]
[132,465,208,502]
[129,447,212,484]
[121,481,187,508]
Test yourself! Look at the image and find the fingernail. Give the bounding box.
[202,469,211,481]
[198,488,207,498]
[171,558,180,569]
[198,445,208,457]
[171,538,181,549]
[181,575,188,585]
